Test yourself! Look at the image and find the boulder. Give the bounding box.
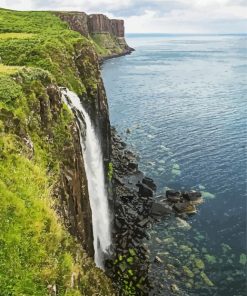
[128,161,138,171]
[166,190,181,202]
[154,256,163,264]
[136,182,153,197]
[170,283,179,293]
[173,202,197,214]
[142,177,157,191]
[182,191,202,201]
[182,191,203,205]
[150,202,173,217]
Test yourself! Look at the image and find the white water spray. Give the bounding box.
[62,89,111,268]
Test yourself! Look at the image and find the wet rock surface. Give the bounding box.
[106,128,156,295]
[161,190,204,216]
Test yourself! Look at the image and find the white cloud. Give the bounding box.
[0,0,33,10]
[0,0,246,33]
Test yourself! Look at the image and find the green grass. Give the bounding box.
[0,9,97,95]
[90,33,123,56]
[0,68,115,295]
[0,32,35,39]
[0,137,115,295]
[0,64,22,74]
[0,9,115,295]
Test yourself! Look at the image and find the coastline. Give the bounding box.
[99,47,135,64]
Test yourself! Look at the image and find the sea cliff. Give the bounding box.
[0,7,155,296]
[0,8,123,295]
[57,11,134,61]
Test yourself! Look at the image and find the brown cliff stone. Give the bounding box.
[88,14,112,33]
[111,19,125,37]
[88,14,125,37]
[56,12,89,36]
[59,120,94,256]
[56,11,134,59]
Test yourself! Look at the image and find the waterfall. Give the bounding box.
[61,89,111,268]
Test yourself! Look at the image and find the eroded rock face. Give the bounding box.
[88,14,112,34]
[57,12,89,36]
[45,85,94,256]
[88,14,125,37]
[56,11,134,58]
[111,19,124,37]
[58,120,94,256]
[57,11,126,38]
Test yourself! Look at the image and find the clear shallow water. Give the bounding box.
[102,34,247,295]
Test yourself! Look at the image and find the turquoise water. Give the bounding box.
[102,34,247,295]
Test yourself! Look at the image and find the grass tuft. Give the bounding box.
[0,32,35,40]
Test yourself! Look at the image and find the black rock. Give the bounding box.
[182,191,202,201]
[114,176,125,185]
[166,190,181,202]
[136,182,153,197]
[166,190,181,198]
[142,177,157,191]
[138,218,150,228]
[128,161,138,171]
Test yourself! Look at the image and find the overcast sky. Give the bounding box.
[0,0,247,33]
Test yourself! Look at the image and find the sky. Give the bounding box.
[0,0,247,33]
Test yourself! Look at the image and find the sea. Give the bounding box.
[102,34,247,296]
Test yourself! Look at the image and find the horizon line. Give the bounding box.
[126,32,247,35]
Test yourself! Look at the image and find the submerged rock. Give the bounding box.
[239,253,247,265]
[175,217,191,230]
[200,271,214,287]
[183,266,194,278]
[194,258,205,270]
[170,283,180,293]
[154,256,163,264]
[201,191,215,199]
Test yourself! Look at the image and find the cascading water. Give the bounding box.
[61,88,111,268]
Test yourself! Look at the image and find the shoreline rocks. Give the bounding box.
[108,128,204,295]
[160,190,204,216]
[107,128,157,295]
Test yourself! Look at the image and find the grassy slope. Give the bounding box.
[0,9,100,94]
[0,9,114,296]
[90,33,123,57]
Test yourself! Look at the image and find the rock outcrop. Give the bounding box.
[87,14,124,37]
[57,11,134,59]
[56,11,89,36]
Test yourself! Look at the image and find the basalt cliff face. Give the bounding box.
[57,11,134,60]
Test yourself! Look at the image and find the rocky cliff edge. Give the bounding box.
[57,11,134,60]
